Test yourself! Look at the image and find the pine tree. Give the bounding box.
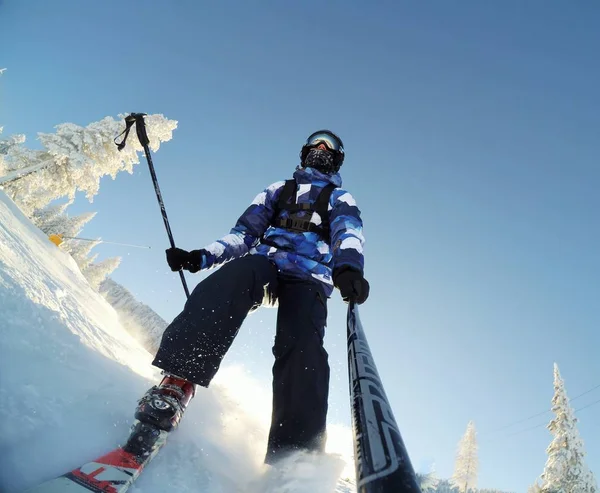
[0,130,27,174]
[432,478,459,493]
[417,469,440,492]
[44,211,98,259]
[0,130,37,193]
[69,240,101,273]
[31,202,71,233]
[99,278,168,354]
[528,481,543,493]
[539,364,598,493]
[451,421,479,493]
[59,212,97,240]
[83,257,121,291]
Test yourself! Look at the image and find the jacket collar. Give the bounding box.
[293,166,342,187]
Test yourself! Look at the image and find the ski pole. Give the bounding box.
[346,302,421,492]
[115,113,190,299]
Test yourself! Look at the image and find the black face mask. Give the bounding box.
[303,148,336,173]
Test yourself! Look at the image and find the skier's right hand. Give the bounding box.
[333,267,370,304]
[165,247,206,273]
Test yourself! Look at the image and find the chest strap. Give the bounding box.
[274,180,336,238]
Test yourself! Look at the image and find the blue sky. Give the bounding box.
[1,1,599,490]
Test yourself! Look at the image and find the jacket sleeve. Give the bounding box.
[200,181,285,269]
[329,189,365,275]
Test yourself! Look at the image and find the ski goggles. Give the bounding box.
[305,132,344,153]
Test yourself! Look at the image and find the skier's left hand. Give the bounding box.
[333,267,370,304]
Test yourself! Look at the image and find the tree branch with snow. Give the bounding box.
[0,114,177,216]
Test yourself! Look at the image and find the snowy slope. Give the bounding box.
[0,190,355,493]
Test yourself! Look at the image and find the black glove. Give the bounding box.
[165,247,206,273]
[333,267,370,304]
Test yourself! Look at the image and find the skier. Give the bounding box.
[135,130,369,464]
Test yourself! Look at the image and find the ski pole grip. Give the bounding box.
[131,113,150,147]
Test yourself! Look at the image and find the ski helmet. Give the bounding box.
[300,130,345,173]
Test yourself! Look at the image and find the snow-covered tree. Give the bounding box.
[32,204,113,287]
[480,490,514,493]
[69,238,101,273]
[430,479,458,493]
[54,211,96,239]
[479,490,515,493]
[539,364,598,493]
[99,278,168,354]
[417,469,441,492]
[1,113,177,216]
[528,482,543,493]
[36,209,98,260]
[0,129,27,180]
[83,257,121,291]
[0,133,55,197]
[33,203,120,291]
[451,421,479,493]
[0,132,26,163]
[31,202,72,233]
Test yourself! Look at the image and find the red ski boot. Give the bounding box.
[135,374,195,432]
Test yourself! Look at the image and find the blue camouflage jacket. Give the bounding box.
[200,167,365,297]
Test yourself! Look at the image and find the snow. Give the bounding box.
[0,189,355,493]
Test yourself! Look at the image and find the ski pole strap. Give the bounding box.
[114,113,149,150]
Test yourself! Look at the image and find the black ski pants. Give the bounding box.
[152,254,330,463]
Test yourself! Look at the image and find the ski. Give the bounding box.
[24,421,169,492]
